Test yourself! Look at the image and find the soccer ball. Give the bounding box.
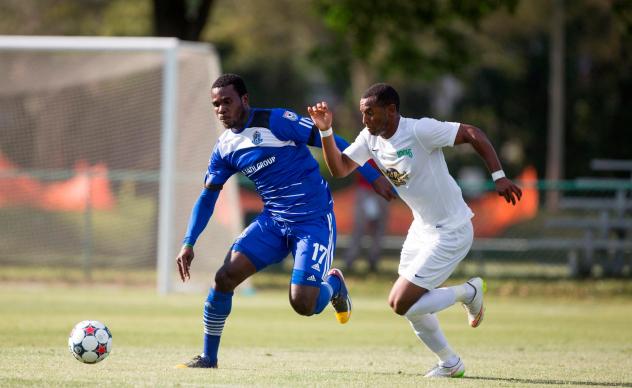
[68,320,112,364]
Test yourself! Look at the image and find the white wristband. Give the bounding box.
[491,170,505,181]
[319,127,333,138]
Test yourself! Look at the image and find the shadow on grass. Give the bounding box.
[368,371,631,387]
[464,375,632,387]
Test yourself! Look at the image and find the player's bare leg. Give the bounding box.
[288,268,351,324]
[289,284,320,316]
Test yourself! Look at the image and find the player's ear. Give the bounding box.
[241,93,249,106]
[387,103,397,117]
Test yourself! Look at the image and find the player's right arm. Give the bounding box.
[176,145,235,282]
[176,185,222,282]
[307,102,360,178]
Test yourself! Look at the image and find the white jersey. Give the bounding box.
[344,116,474,230]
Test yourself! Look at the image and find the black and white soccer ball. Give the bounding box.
[68,320,112,364]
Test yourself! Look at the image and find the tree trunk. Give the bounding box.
[546,0,565,211]
[153,0,214,41]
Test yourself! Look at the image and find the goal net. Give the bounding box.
[0,36,242,293]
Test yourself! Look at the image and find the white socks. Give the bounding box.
[452,282,476,304]
[404,283,475,317]
[406,313,459,366]
[403,282,475,366]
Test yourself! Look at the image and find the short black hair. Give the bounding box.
[362,83,400,112]
[212,73,248,97]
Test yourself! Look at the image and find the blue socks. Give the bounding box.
[312,274,342,314]
[314,282,333,314]
[326,273,342,297]
[202,275,342,363]
[202,288,233,364]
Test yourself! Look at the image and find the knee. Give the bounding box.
[388,295,411,316]
[289,296,316,316]
[214,268,237,292]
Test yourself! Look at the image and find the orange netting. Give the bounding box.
[0,153,115,211]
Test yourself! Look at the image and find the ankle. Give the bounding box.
[452,283,475,303]
[436,346,458,366]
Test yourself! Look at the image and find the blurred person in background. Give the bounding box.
[345,160,390,273]
[308,83,521,378]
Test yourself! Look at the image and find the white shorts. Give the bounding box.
[398,220,473,290]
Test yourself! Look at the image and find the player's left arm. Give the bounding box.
[454,123,523,205]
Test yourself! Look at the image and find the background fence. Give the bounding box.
[2,171,630,281]
[336,170,632,279]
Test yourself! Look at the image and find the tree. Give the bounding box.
[311,0,519,144]
[153,0,214,41]
[313,0,518,90]
[314,0,632,182]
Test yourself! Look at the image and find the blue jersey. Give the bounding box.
[205,108,334,223]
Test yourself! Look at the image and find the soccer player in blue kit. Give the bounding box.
[175,74,395,368]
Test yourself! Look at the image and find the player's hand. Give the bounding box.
[495,177,523,205]
[307,101,333,132]
[176,245,194,282]
[371,176,397,202]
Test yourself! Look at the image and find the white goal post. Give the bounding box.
[0,36,242,293]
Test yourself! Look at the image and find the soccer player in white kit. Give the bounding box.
[307,83,522,378]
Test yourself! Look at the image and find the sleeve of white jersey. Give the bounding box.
[342,130,371,166]
[413,118,460,153]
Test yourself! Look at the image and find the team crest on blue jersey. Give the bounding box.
[282,110,298,121]
[252,130,263,145]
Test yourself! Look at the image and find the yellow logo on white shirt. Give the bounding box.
[384,168,409,186]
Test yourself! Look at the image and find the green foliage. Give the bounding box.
[314,0,518,83]
[0,0,152,36]
[203,0,325,113]
[0,0,630,179]
[457,0,632,177]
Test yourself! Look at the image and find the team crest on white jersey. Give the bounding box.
[384,168,410,187]
[282,110,298,121]
[252,130,263,145]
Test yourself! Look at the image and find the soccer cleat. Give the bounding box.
[424,358,465,378]
[462,277,487,328]
[328,268,352,324]
[175,354,217,369]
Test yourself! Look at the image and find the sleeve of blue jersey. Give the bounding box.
[270,109,380,183]
[182,188,219,246]
[205,146,236,187]
[269,108,313,143]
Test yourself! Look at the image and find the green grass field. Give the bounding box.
[1,280,632,387]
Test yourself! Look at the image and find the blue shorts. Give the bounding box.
[232,211,336,286]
